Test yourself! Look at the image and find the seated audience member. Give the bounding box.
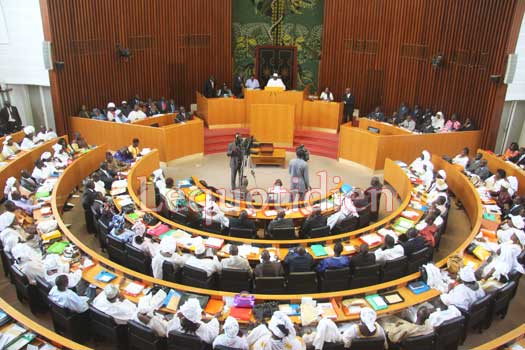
[411,104,422,119]
[217,83,233,97]
[327,191,359,229]
[12,243,43,285]
[109,214,135,243]
[476,243,524,283]
[98,162,115,190]
[167,298,219,344]
[319,87,334,101]
[367,106,385,122]
[503,142,520,160]
[417,216,437,247]
[151,236,185,278]
[495,182,513,209]
[91,173,106,194]
[20,169,38,193]
[3,176,18,200]
[300,206,327,238]
[431,111,445,132]
[284,246,314,273]
[366,177,383,221]
[473,159,491,181]
[152,169,166,194]
[128,104,147,122]
[485,169,509,192]
[466,153,483,173]
[71,132,89,152]
[106,102,120,121]
[203,194,230,229]
[254,249,284,277]
[452,147,470,169]
[245,74,260,90]
[460,117,476,131]
[105,151,128,173]
[402,228,427,256]
[213,316,248,350]
[43,254,82,288]
[387,111,403,125]
[48,275,89,313]
[35,126,57,142]
[148,103,161,116]
[128,138,141,158]
[52,143,71,168]
[156,97,168,113]
[78,105,90,118]
[20,126,42,151]
[379,313,433,345]
[268,179,286,203]
[302,318,342,350]
[342,308,388,349]
[92,284,137,325]
[316,242,350,272]
[120,101,132,116]
[399,115,416,131]
[31,159,51,183]
[266,209,294,237]
[229,210,256,231]
[410,150,434,175]
[441,266,486,311]
[185,244,221,277]
[134,290,169,337]
[496,215,525,245]
[509,147,525,167]
[443,113,461,131]
[247,311,302,350]
[11,191,41,215]
[398,102,410,117]
[374,235,404,264]
[82,180,98,233]
[92,108,106,120]
[351,243,376,268]
[132,231,157,258]
[221,245,251,271]
[175,106,192,123]
[2,135,20,158]
[114,147,134,163]
[507,196,524,217]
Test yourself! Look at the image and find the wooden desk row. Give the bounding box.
[479,149,525,195]
[0,129,25,147]
[69,116,204,162]
[339,119,482,170]
[473,324,525,350]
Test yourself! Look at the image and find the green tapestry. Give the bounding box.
[233,0,323,91]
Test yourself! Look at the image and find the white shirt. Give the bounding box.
[400,119,416,131]
[20,137,36,151]
[452,155,469,169]
[2,143,20,158]
[151,252,185,279]
[167,316,220,344]
[374,245,404,264]
[32,164,55,182]
[0,227,21,253]
[320,92,334,101]
[213,334,249,350]
[431,116,444,130]
[342,323,387,349]
[92,293,137,325]
[440,283,485,310]
[48,286,89,313]
[133,238,158,257]
[266,78,286,90]
[128,110,147,122]
[185,255,222,276]
[245,78,260,89]
[425,305,462,328]
[221,255,251,271]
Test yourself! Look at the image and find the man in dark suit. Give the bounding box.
[266,210,294,238]
[204,75,216,98]
[167,99,177,113]
[82,180,98,234]
[367,106,385,122]
[284,246,314,273]
[232,73,244,98]
[350,243,376,268]
[226,134,243,189]
[0,101,22,134]
[300,206,327,238]
[175,106,192,123]
[342,88,355,124]
[229,210,256,231]
[401,228,426,257]
[98,162,115,190]
[254,249,284,277]
[157,97,168,113]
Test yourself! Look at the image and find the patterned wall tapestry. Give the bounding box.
[233,0,323,91]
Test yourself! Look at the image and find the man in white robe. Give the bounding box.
[48,275,89,313]
[151,236,186,279]
[327,192,359,229]
[43,254,83,288]
[265,73,286,90]
[12,242,43,284]
[248,311,304,350]
[92,284,137,325]
[440,266,486,311]
[2,135,20,158]
[134,289,168,337]
[213,316,249,349]
[184,244,222,277]
[166,298,220,343]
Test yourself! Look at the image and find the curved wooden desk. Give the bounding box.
[0,129,25,146]
[479,149,525,195]
[0,298,91,350]
[472,324,525,350]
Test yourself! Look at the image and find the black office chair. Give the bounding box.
[321,342,345,350]
[35,276,52,310]
[107,235,127,265]
[309,225,331,238]
[229,227,257,239]
[460,294,492,342]
[287,271,318,293]
[49,299,90,342]
[10,264,43,314]
[399,332,435,350]
[491,281,517,322]
[269,227,296,240]
[182,265,217,289]
[128,319,167,350]
[97,218,110,251]
[320,267,350,292]
[163,261,181,283]
[200,221,223,234]
[254,276,286,294]
[90,305,129,350]
[167,331,207,350]
[434,315,465,350]
[349,336,385,350]
[125,243,152,275]
[332,216,359,234]
[381,255,408,282]
[214,346,244,350]
[358,205,372,228]
[349,263,380,288]
[220,268,252,292]
[0,241,11,277]
[407,246,433,273]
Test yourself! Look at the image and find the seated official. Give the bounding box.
[185,244,221,277]
[342,308,388,349]
[91,173,106,194]
[494,182,513,209]
[300,206,327,238]
[35,126,57,142]
[217,83,233,97]
[440,266,486,311]
[167,298,220,345]
[92,108,106,120]
[247,311,302,350]
[316,242,350,273]
[31,159,52,183]
[52,143,71,168]
[417,216,437,247]
[284,246,314,273]
[327,191,358,230]
[20,126,43,151]
[351,243,376,268]
[114,147,134,163]
[134,290,169,337]
[161,178,188,212]
[460,117,476,131]
[175,106,192,123]
[374,235,404,264]
[221,245,251,271]
[254,249,284,277]
[203,194,230,229]
[128,104,147,122]
[213,316,249,350]
[510,147,525,167]
[10,191,41,215]
[506,196,524,217]
[302,318,342,350]
[367,106,385,122]
[319,87,334,101]
[401,228,427,257]
[105,151,128,173]
[399,115,416,131]
[443,114,461,132]
[132,233,157,257]
[128,138,141,158]
[266,210,294,237]
[503,142,520,160]
[466,152,483,173]
[151,236,185,279]
[431,112,445,132]
[78,104,90,118]
[92,284,137,325]
[476,243,524,283]
[229,210,256,231]
[109,215,136,243]
[12,243,44,285]
[71,132,89,153]
[245,74,260,89]
[147,103,161,116]
[48,275,89,314]
[451,147,470,169]
[266,73,286,90]
[20,170,38,193]
[2,135,20,158]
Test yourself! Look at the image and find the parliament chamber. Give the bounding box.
[1,1,525,350]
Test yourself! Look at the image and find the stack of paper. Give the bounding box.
[205,237,225,249]
[360,233,383,246]
[124,282,145,296]
[317,302,337,319]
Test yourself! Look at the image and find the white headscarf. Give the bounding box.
[488,243,525,280]
[43,254,60,271]
[153,169,164,181]
[194,244,206,256]
[4,177,17,196]
[510,215,524,229]
[12,244,34,262]
[0,211,15,231]
[52,143,62,153]
[179,298,202,323]
[3,135,12,145]
[360,307,377,333]
[24,126,35,135]
[458,265,476,283]
[268,311,296,339]
[104,284,119,299]
[223,316,239,338]
[159,235,176,254]
[313,318,341,350]
[437,170,446,180]
[41,152,52,160]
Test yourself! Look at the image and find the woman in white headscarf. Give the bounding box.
[2,135,20,158]
[153,169,166,193]
[497,215,525,246]
[248,311,305,350]
[441,266,486,311]
[203,193,230,228]
[427,170,448,204]
[342,307,387,348]
[3,177,18,200]
[410,150,434,176]
[213,316,248,349]
[20,126,37,150]
[52,143,71,168]
[12,242,43,285]
[431,112,445,131]
[327,190,359,229]
[134,289,168,337]
[92,284,137,325]
[151,236,185,279]
[478,242,524,282]
[166,298,219,343]
[302,318,342,350]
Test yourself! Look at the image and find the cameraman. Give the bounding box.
[227,134,243,189]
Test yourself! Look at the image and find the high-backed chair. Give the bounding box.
[182,265,216,289]
[460,294,492,342]
[319,267,350,292]
[35,276,52,311]
[107,235,127,265]
[125,243,152,275]
[348,336,385,350]
[49,298,90,342]
[229,227,257,239]
[97,218,110,251]
[407,246,433,273]
[358,205,372,228]
[254,276,286,294]
[434,315,465,350]
[332,216,359,234]
[89,305,128,350]
[128,319,167,350]
[287,271,318,294]
[309,225,331,238]
[491,281,517,322]
[162,261,181,283]
[320,342,345,350]
[0,241,11,277]
[167,331,207,350]
[381,255,408,282]
[349,263,380,288]
[220,268,252,292]
[269,227,296,240]
[10,264,43,314]
[399,332,435,350]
